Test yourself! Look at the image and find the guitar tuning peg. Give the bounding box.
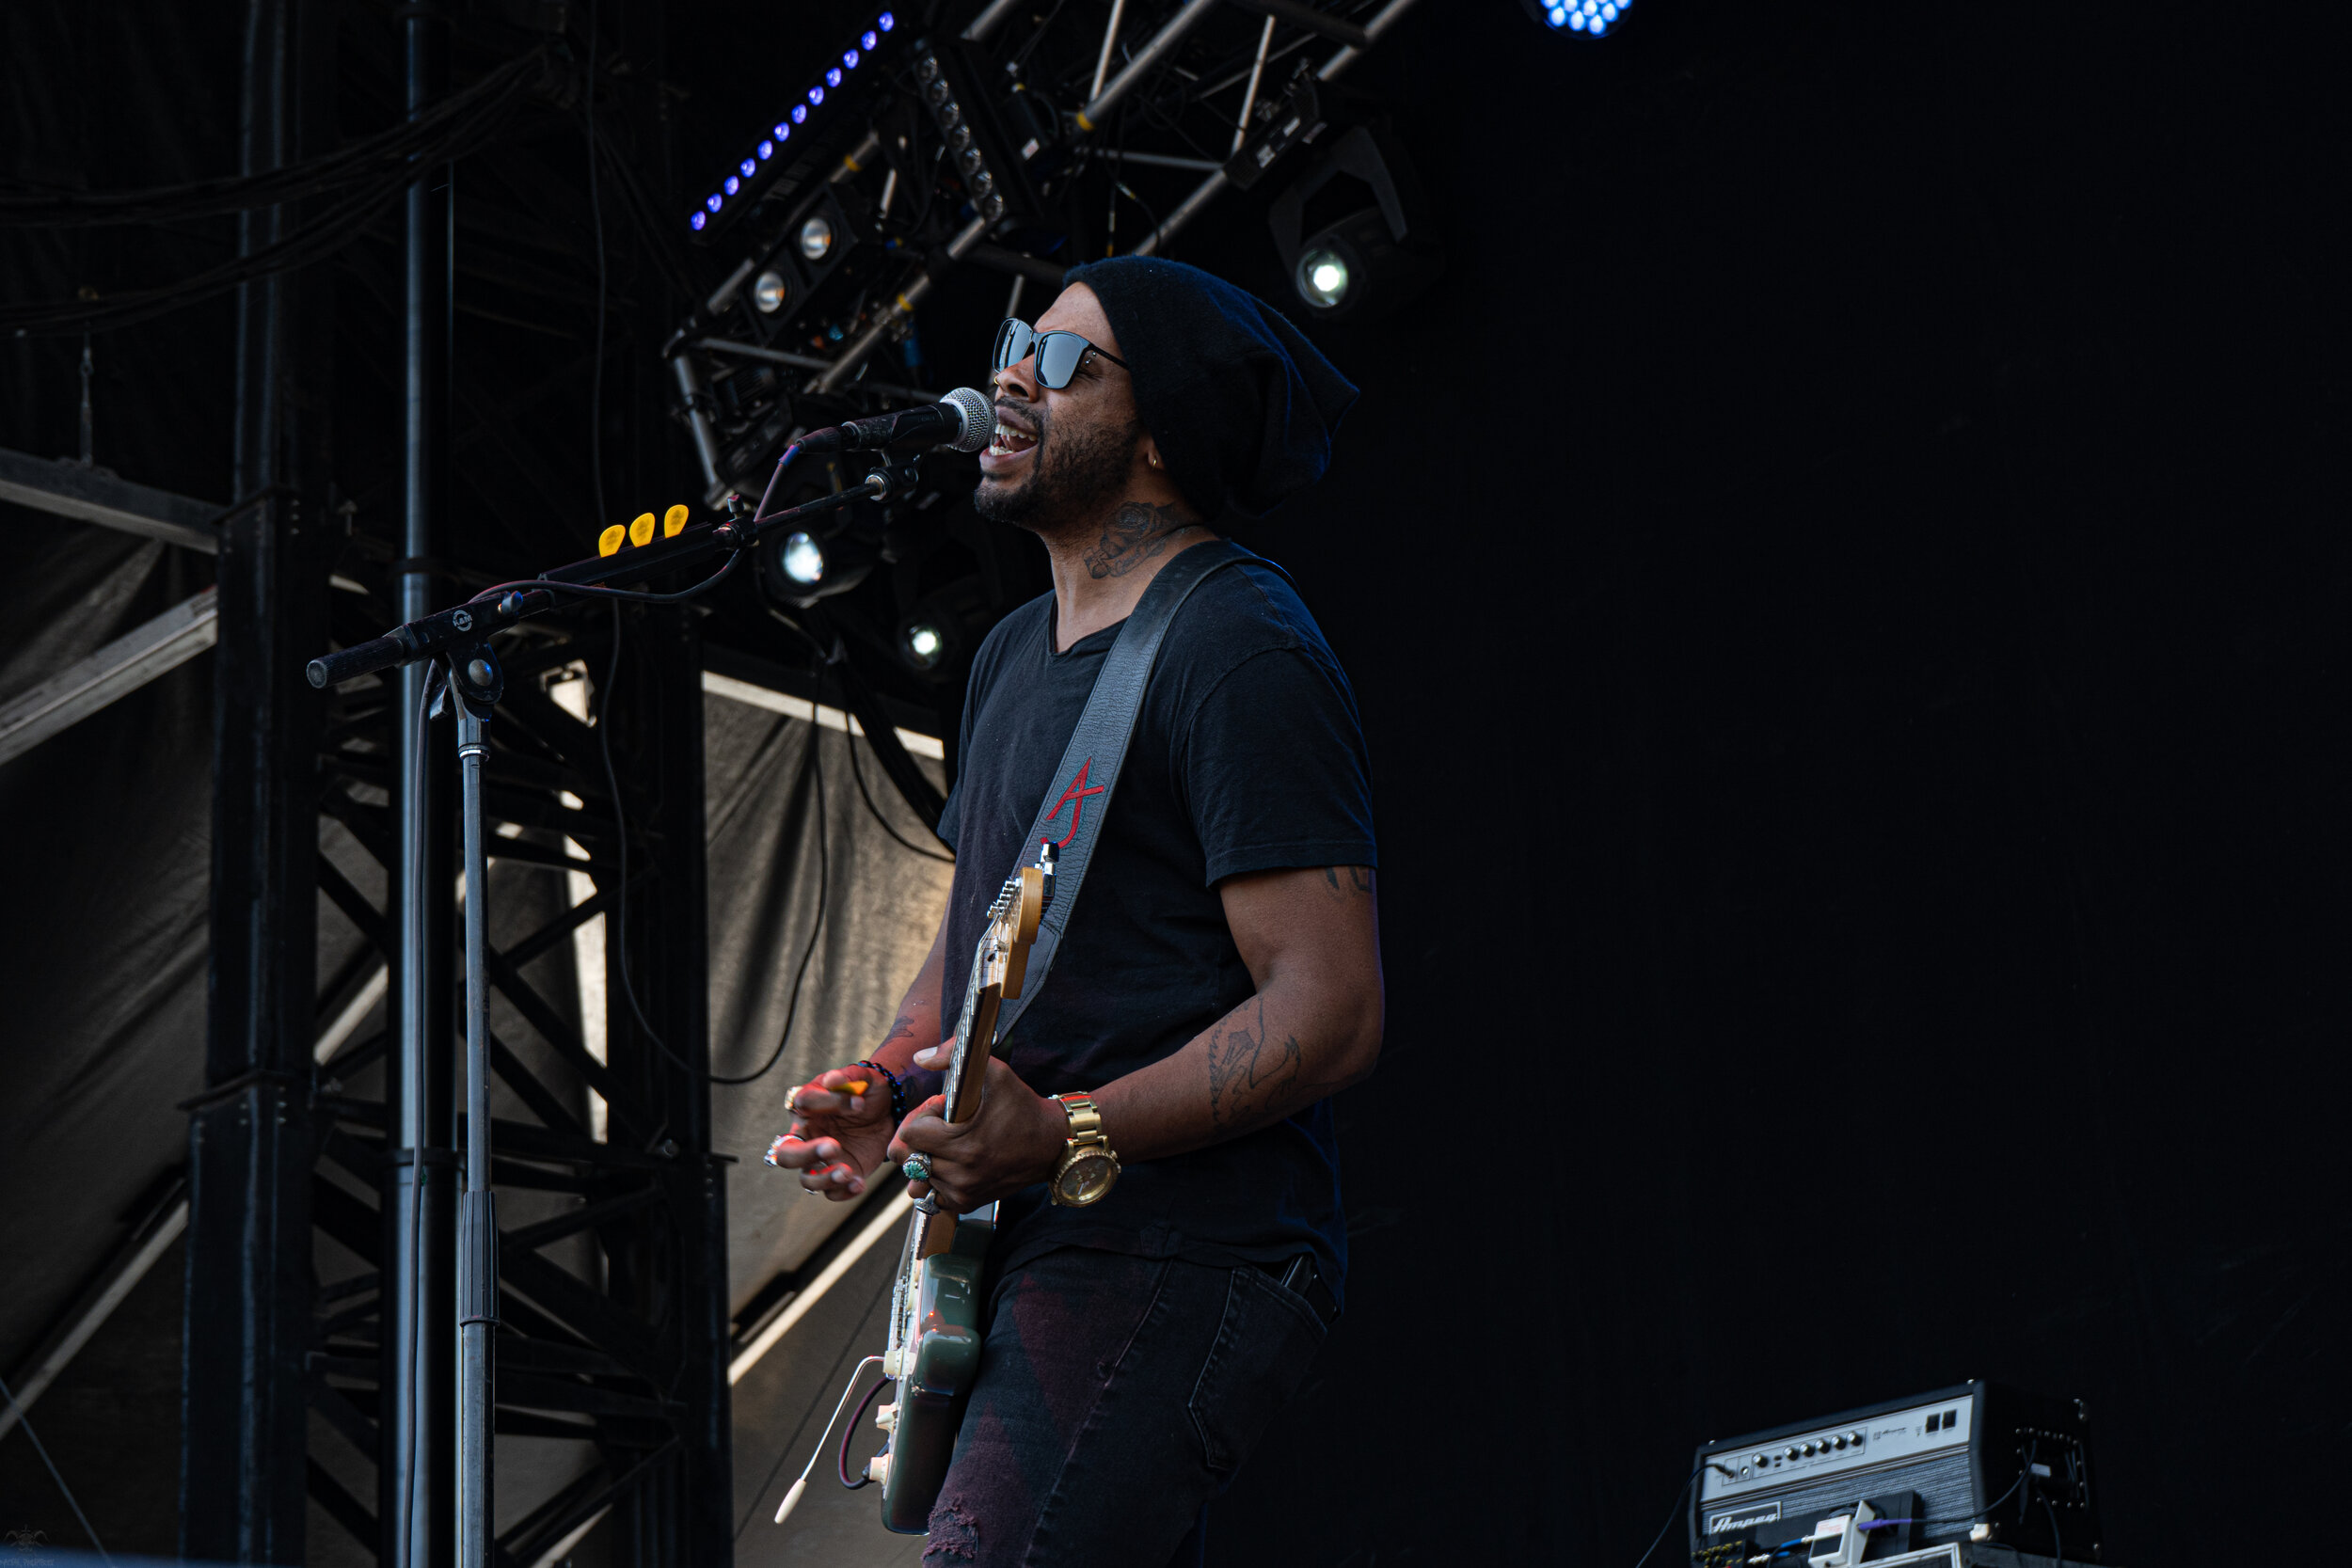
[628,511,657,547]
[663,503,689,538]
[598,524,626,557]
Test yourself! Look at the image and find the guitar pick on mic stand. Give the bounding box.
[304,387,992,1568]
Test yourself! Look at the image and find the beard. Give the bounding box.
[974,404,1140,539]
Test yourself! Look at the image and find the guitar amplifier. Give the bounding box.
[1688,1382,2098,1565]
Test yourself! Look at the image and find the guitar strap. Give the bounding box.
[991,537,1279,1045]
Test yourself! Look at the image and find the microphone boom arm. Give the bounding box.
[303,474,884,689]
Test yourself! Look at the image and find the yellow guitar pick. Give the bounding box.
[598,524,626,557]
[629,512,657,547]
[663,503,689,538]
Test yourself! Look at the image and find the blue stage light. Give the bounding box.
[844,48,860,69]
[739,158,757,179]
[691,211,707,231]
[861,30,878,49]
[707,194,723,213]
[758,139,774,160]
[723,175,740,196]
[792,104,808,124]
[826,67,842,87]
[808,86,825,105]
[1527,0,1629,33]
[878,11,894,31]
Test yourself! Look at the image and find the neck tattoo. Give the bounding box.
[1082,500,1194,580]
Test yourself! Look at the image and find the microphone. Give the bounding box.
[797,386,993,455]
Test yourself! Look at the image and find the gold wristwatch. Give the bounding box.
[1047,1093,1121,1207]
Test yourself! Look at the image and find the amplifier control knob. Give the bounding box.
[1785,1447,1800,1461]
[1851,1431,1866,1446]
[1833,1435,1848,1449]
[1801,1442,1817,1457]
[1755,1453,1770,1467]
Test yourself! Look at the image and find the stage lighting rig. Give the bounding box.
[690,9,903,238]
[1518,0,1638,37]
[1267,120,1442,322]
[670,0,1435,808]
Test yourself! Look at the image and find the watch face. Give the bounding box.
[1056,1152,1118,1206]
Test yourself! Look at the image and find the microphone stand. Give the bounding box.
[309,449,930,1568]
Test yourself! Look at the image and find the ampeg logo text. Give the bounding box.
[1708,1503,1782,1534]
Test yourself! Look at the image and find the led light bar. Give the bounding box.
[690,10,898,235]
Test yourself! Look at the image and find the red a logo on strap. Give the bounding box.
[1040,758,1107,847]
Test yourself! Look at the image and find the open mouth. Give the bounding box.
[986,418,1038,460]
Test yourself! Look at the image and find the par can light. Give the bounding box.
[902,620,946,670]
[799,214,834,261]
[781,532,826,585]
[1296,248,1350,309]
[752,270,790,313]
[1518,0,1635,35]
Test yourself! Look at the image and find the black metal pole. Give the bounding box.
[453,689,499,1568]
[183,0,323,1558]
[649,610,731,1566]
[389,5,455,1567]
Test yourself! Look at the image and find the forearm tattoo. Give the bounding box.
[1205,993,1357,1136]
[1084,501,1193,579]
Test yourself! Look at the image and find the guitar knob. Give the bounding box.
[875,1402,898,1433]
[866,1453,892,1486]
[882,1350,901,1378]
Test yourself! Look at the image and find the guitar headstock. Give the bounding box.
[1000,841,1055,999]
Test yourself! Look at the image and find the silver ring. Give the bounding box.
[901,1153,932,1183]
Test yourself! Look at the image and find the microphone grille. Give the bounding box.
[939,386,993,453]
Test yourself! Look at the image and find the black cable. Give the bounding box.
[2,57,536,334]
[1916,1469,2030,1527]
[1629,1468,1701,1568]
[0,50,548,226]
[583,1,609,529]
[596,607,828,1087]
[0,1371,110,1565]
[836,1370,893,1489]
[536,552,743,605]
[703,724,833,1086]
[844,721,954,862]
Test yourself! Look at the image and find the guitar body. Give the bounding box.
[878,1202,996,1533]
[866,847,1053,1536]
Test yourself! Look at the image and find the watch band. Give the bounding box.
[1056,1092,1105,1148]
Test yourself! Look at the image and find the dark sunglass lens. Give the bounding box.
[993,320,1033,372]
[1039,333,1086,388]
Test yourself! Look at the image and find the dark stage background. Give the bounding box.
[4,0,2345,1563]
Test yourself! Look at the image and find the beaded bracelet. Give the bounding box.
[854,1059,907,1122]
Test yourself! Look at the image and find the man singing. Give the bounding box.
[768,256,1381,1566]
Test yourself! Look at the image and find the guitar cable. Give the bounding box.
[838,1370,894,1489]
[772,1354,885,1527]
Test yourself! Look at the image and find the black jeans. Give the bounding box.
[920,1245,1328,1567]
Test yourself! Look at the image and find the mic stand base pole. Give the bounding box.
[451,651,502,1568]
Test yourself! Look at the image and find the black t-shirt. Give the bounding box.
[933,549,1376,1302]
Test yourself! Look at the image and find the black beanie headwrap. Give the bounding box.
[1058,256,1358,521]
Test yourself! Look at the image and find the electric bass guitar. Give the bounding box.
[873,841,1054,1529]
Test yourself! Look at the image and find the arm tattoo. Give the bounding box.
[1083,500,1194,579]
[879,1009,920,1051]
[1319,865,1375,901]
[1207,999,1298,1132]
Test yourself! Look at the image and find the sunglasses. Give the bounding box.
[991,318,1130,390]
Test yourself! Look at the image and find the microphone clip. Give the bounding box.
[863,452,928,505]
